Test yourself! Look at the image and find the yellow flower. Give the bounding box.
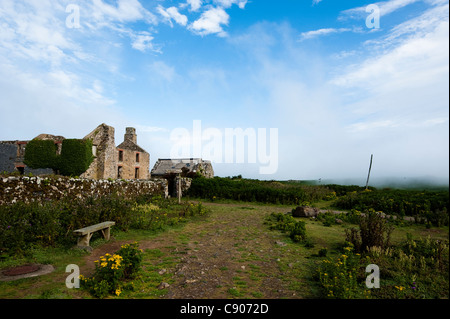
[101,262,108,267]
[115,288,121,296]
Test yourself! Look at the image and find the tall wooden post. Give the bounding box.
[178,173,181,204]
[365,154,373,190]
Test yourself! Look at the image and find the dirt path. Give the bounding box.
[82,202,304,299]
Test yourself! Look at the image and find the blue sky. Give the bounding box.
[0,0,448,184]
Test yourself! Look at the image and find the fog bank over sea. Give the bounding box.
[312,176,449,190]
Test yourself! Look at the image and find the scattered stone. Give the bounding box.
[158,269,167,275]
[275,241,287,247]
[158,282,170,290]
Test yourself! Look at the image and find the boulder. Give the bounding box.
[292,206,319,218]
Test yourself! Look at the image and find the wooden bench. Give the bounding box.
[73,221,115,250]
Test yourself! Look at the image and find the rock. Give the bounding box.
[158,269,167,275]
[158,282,170,290]
[292,206,319,218]
[335,218,343,224]
[275,241,287,247]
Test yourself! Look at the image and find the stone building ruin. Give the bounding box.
[1,124,214,200]
[0,123,151,180]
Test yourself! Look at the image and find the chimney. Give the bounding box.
[124,127,137,144]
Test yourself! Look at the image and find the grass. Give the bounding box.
[0,199,448,299]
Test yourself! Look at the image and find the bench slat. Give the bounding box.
[74,221,115,235]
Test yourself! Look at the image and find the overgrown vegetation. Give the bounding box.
[80,242,143,298]
[187,176,449,226]
[0,194,209,256]
[334,189,449,226]
[24,138,94,177]
[265,212,307,243]
[186,176,343,205]
[24,139,59,172]
[58,139,94,176]
[315,211,449,299]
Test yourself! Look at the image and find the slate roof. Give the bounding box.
[117,139,148,153]
[151,158,209,176]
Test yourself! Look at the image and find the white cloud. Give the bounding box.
[186,0,203,11]
[299,28,351,41]
[91,0,156,24]
[313,0,323,5]
[189,7,230,37]
[339,0,427,20]
[131,31,159,53]
[332,6,449,92]
[157,5,188,27]
[214,0,248,9]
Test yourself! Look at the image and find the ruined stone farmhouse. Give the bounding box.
[1,124,214,184]
[0,123,150,180]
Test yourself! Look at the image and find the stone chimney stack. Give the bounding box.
[124,127,137,144]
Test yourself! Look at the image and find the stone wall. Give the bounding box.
[118,149,150,180]
[0,176,168,205]
[0,141,53,176]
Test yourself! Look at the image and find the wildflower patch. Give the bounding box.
[80,242,143,298]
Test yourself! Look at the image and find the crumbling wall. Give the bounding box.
[0,141,53,176]
[81,124,117,180]
[0,176,168,205]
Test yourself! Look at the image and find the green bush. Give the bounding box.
[0,196,210,256]
[80,242,143,298]
[318,245,363,299]
[289,220,307,243]
[24,139,59,171]
[266,212,307,243]
[24,138,94,177]
[58,139,94,176]
[334,189,449,226]
[344,209,394,253]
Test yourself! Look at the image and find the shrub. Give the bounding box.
[266,212,307,243]
[318,245,362,298]
[289,220,307,243]
[58,139,94,176]
[116,242,143,279]
[80,242,143,298]
[24,138,94,176]
[345,209,394,252]
[24,139,59,172]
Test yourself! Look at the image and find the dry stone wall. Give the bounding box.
[0,176,168,205]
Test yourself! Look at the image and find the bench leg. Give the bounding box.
[77,233,93,247]
[101,227,111,241]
